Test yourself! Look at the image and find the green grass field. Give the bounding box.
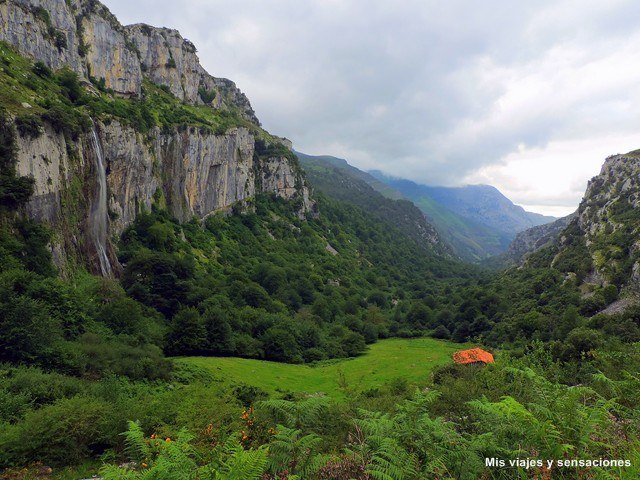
[178,337,467,398]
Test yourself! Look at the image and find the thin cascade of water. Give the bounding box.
[89,121,113,277]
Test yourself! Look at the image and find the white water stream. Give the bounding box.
[89,122,113,277]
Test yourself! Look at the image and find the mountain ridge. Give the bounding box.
[369,171,556,261]
[0,0,310,274]
[295,151,449,255]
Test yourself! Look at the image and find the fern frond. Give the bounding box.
[122,420,151,463]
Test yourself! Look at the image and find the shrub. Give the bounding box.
[0,366,83,408]
[15,114,43,138]
[32,61,52,78]
[198,86,216,104]
[55,68,83,103]
[0,396,115,467]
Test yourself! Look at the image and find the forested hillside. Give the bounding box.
[296,151,448,255]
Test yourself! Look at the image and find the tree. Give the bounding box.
[166,307,207,355]
[204,306,235,355]
[261,327,300,362]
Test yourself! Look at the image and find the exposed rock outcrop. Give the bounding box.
[80,7,142,97]
[0,0,258,108]
[508,150,640,292]
[4,0,311,274]
[125,24,258,123]
[507,212,577,264]
[0,0,84,74]
[15,118,310,273]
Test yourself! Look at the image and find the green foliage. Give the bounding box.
[99,422,268,480]
[0,30,639,479]
[118,195,468,362]
[266,425,325,478]
[0,202,169,381]
[55,68,83,104]
[15,114,43,138]
[0,396,114,467]
[198,86,216,104]
[346,411,417,480]
[0,109,35,209]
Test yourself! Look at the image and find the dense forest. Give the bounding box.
[0,13,639,480]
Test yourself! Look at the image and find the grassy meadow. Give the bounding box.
[178,337,468,398]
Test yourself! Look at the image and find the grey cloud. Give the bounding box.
[101,0,640,207]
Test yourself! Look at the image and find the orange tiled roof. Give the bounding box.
[452,348,494,365]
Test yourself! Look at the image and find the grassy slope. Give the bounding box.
[179,337,469,398]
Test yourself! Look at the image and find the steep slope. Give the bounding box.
[370,176,510,261]
[556,150,640,288]
[371,173,556,261]
[493,149,640,316]
[506,212,577,264]
[295,151,404,200]
[417,184,555,234]
[0,0,310,274]
[296,152,447,254]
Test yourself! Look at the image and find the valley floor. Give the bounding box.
[179,337,467,399]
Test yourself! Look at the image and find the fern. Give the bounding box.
[346,411,417,480]
[100,423,267,480]
[256,397,329,430]
[121,420,151,463]
[267,424,323,477]
[207,436,268,480]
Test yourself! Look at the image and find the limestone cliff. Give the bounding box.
[512,150,640,291]
[0,0,255,105]
[125,24,258,123]
[573,151,640,287]
[506,212,577,264]
[2,0,312,275]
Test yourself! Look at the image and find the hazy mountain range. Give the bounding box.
[296,152,556,261]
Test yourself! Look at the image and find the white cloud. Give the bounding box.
[101,0,640,215]
[464,133,640,216]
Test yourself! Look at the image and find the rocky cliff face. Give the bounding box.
[573,151,640,286]
[507,212,577,264]
[512,150,640,290]
[0,0,256,106]
[3,0,311,275]
[0,0,84,75]
[125,24,258,123]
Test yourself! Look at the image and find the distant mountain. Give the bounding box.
[414,184,556,234]
[370,173,556,262]
[295,152,450,255]
[294,152,404,200]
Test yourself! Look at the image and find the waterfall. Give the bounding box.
[89,121,113,277]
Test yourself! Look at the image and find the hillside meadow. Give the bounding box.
[178,337,469,398]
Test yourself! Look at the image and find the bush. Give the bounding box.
[74,332,171,380]
[32,61,52,78]
[15,114,43,138]
[0,366,83,409]
[431,324,451,339]
[198,86,216,104]
[0,396,116,467]
[55,68,82,103]
[41,105,90,138]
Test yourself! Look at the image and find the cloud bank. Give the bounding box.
[102,0,640,215]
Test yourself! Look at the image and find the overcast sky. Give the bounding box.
[102,0,640,216]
